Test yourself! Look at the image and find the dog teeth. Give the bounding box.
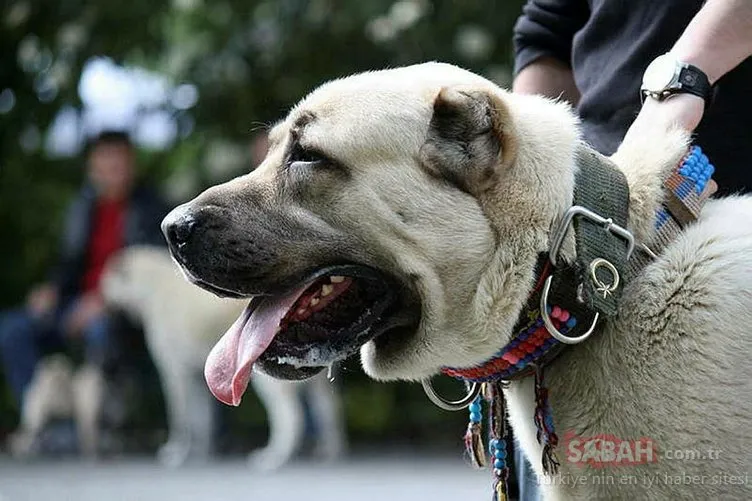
[310,297,320,306]
[321,284,333,296]
[330,275,345,283]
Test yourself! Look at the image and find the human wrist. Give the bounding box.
[668,49,721,86]
[641,92,705,133]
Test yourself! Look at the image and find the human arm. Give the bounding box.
[26,194,92,317]
[625,0,752,139]
[513,56,581,106]
[511,0,589,105]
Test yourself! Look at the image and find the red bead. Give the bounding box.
[551,306,562,319]
[559,310,570,322]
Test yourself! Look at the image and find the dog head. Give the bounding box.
[162,62,579,406]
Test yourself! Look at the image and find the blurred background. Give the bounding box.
[1,0,526,499]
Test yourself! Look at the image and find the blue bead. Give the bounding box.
[469,402,481,413]
[509,339,519,348]
[489,439,499,450]
[566,317,577,328]
[494,459,505,469]
[469,411,482,423]
[495,448,507,459]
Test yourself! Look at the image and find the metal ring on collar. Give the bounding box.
[540,275,598,344]
[421,378,481,411]
[588,257,620,298]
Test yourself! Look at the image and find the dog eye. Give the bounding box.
[288,143,328,168]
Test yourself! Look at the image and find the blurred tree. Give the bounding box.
[1,0,524,306]
[0,0,524,443]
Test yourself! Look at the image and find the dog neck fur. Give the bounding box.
[471,89,690,371]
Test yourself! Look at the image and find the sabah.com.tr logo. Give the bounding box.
[562,431,723,467]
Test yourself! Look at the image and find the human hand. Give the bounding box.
[622,93,705,146]
[64,293,105,337]
[26,283,58,317]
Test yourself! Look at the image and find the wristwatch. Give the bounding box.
[640,54,714,105]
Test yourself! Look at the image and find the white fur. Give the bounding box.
[101,246,346,469]
[249,62,752,499]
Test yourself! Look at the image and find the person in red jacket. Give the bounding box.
[0,130,168,407]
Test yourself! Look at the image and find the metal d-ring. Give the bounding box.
[421,378,481,411]
[540,275,598,345]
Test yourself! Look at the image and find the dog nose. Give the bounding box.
[162,207,197,248]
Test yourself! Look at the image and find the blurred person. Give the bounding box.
[512,0,752,498]
[0,130,168,413]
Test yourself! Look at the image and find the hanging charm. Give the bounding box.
[487,382,510,501]
[464,393,487,468]
[533,365,560,475]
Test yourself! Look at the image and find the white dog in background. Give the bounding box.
[101,246,345,469]
[9,354,103,458]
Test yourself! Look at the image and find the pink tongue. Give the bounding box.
[204,282,313,406]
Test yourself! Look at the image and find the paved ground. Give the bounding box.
[0,455,492,501]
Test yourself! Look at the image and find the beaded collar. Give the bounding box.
[441,258,571,384]
[433,145,716,501]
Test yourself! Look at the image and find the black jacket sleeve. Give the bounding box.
[49,187,96,302]
[513,0,590,76]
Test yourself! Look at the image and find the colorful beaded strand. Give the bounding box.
[464,394,487,468]
[487,382,510,501]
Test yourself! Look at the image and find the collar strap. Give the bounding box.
[442,144,716,383]
[549,145,632,318]
[627,145,717,274]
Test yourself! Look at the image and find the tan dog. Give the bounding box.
[102,246,346,469]
[162,63,752,499]
[9,354,102,458]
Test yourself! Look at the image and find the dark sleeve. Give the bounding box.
[513,0,590,76]
[48,191,93,300]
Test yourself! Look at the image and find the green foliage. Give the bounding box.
[0,0,525,443]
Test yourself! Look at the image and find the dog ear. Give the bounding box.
[420,87,516,194]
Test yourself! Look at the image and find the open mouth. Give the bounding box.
[203,265,420,406]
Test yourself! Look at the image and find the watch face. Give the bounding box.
[642,55,677,92]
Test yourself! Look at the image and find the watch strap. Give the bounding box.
[677,64,713,103]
